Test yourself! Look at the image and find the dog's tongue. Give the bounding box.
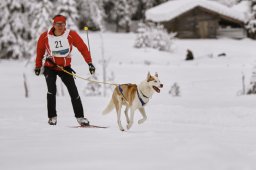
[153,86,160,93]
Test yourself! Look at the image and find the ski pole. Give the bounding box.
[84,26,91,53]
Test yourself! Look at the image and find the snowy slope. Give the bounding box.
[1,33,256,170]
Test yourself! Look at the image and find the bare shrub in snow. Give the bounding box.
[185,49,194,61]
[247,66,256,94]
[83,71,116,96]
[144,60,152,66]
[169,82,180,97]
[105,71,116,95]
[23,73,29,98]
[247,83,256,94]
[134,22,176,52]
[83,75,102,96]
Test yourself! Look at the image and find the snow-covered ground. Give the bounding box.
[1,33,256,170]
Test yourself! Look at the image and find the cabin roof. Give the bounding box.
[146,0,248,24]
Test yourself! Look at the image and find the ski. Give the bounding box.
[70,125,108,129]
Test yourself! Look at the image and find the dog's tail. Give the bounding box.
[102,98,115,115]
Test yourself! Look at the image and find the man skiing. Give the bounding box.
[34,15,95,126]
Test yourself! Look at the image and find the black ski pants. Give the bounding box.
[43,67,84,118]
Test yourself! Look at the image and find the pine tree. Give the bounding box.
[246,0,256,39]
[134,23,176,52]
[127,0,139,20]
[76,0,93,30]
[135,0,168,20]
[76,0,104,30]
[55,0,79,30]
[113,0,132,32]
[102,0,169,28]
[134,22,151,48]
[26,0,54,61]
[29,0,54,37]
[0,0,31,59]
[151,24,176,51]
[90,0,105,31]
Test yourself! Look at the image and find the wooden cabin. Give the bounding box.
[146,0,247,39]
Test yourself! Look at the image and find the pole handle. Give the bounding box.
[84,26,91,53]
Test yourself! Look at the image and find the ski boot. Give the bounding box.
[77,117,90,126]
[48,116,57,125]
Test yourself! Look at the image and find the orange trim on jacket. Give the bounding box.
[35,27,92,68]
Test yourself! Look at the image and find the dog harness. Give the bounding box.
[118,85,124,95]
[137,89,149,106]
[118,85,129,104]
[118,84,149,106]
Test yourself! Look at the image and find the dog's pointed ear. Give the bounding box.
[147,72,151,81]
[155,72,158,77]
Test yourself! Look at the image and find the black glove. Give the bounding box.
[88,63,95,74]
[34,67,41,76]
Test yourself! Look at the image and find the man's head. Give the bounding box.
[52,15,66,33]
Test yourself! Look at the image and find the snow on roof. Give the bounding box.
[146,0,247,23]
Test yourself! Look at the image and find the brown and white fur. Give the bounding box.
[102,72,163,131]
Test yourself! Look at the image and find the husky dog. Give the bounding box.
[102,72,163,131]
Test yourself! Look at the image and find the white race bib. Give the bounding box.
[48,29,71,58]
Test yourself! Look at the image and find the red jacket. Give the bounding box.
[35,27,92,68]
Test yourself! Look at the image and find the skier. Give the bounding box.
[34,15,95,126]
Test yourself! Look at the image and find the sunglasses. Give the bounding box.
[54,23,66,27]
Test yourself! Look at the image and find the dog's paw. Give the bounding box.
[118,126,125,131]
[127,123,133,130]
[138,119,146,124]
